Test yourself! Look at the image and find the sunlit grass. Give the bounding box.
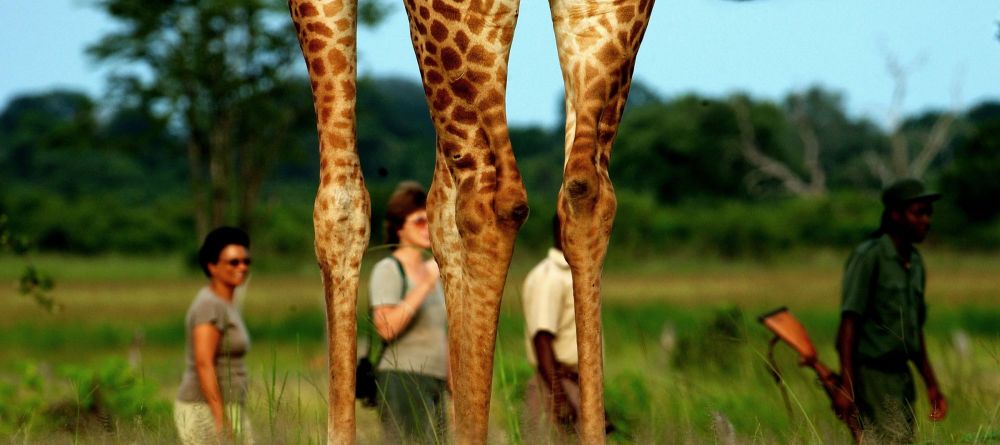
[1,250,998,443]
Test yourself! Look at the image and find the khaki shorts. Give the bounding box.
[173,400,254,445]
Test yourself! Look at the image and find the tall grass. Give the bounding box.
[1,253,998,443]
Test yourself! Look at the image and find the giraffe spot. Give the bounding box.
[419,6,430,19]
[441,141,461,158]
[320,106,332,123]
[450,78,478,102]
[298,3,319,17]
[454,31,470,53]
[426,69,444,84]
[310,58,326,76]
[480,171,497,188]
[423,55,438,67]
[476,129,490,151]
[337,36,353,47]
[599,153,610,169]
[478,89,503,111]
[321,173,331,186]
[327,48,349,74]
[451,106,477,124]
[335,18,351,31]
[467,16,485,34]
[597,42,622,64]
[415,21,427,35]
[466,45,496,67]
[454,155,477,170]
[476,181,497,195]
[326,134,347,150]
[307,39,326,53]
[445,124,467,139]
[616,6,635,24]
[430,20,449,42]
[630,21,645,43]
[638,0,651,14]
[459,217,483,236]
[440,47,462,71]
[431,0,461,21]
[326,2,346,17]
[466,70,490,84]
[458,177,476,194]
[425,41,439,54]
[342,79,356,98]
[306,22,334,38]
[433,89,453,111]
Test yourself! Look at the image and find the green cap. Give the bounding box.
[881,178,941,208]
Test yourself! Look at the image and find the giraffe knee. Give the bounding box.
[496,188,529,229]
[566,178,596,202]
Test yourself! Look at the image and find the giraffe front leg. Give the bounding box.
[403,0,527,442]
[550,0,654,442]
[290,1,367,444]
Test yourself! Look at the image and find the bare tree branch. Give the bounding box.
[911,76,961,178]
[731,98,817,197]
[792,98,828,195]
[864,151,892,186]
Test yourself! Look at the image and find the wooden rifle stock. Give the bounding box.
[758,307,862,443]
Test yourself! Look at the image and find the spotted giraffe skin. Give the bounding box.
[289,0,653,441]
[289,2,370,444]
[551,0,654,441]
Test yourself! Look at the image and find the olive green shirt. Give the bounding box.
[841,234,927,365]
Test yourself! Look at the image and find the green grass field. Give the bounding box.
[1,250,998,444]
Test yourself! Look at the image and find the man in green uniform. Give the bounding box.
[834,178,948,444]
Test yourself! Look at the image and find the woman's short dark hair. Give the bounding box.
[198,226,250,277]
[384,181,427,248]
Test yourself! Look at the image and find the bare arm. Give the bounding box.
[373,260,439,341]
[533,331,575,423]
[834,313,859,417]
[193,323,228,434]
[916,329,948,420]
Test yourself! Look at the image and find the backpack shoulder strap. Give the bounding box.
[369,255,408,364]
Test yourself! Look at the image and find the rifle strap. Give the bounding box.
[766,335,795,422]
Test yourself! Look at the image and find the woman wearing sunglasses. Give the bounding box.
[369,181,449,443]
[174,226,254,444]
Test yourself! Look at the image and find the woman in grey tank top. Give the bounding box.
[370,182,449,443]
[174,227,254,445]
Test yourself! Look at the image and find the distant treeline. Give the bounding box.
[1,79,999,259]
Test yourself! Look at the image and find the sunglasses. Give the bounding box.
[223,258,253,267]
[406,215,428,228]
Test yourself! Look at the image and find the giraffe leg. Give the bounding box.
[403,0,527,442]
[550,0,654,442]
[290,2,368,445]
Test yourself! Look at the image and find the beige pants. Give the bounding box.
[173,400,254,445]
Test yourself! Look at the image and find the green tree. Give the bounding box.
[87,0,314,236]
[612,94,753,203]
[941,107,1000,224]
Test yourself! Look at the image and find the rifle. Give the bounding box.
[758,307,862,443]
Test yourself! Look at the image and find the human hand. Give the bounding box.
[552,390,577,426]
[928,387,947,421]
[832,387,855,421]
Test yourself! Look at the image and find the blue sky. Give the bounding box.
[1,1,997,128]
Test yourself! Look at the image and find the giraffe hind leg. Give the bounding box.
[551,0,654,442]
